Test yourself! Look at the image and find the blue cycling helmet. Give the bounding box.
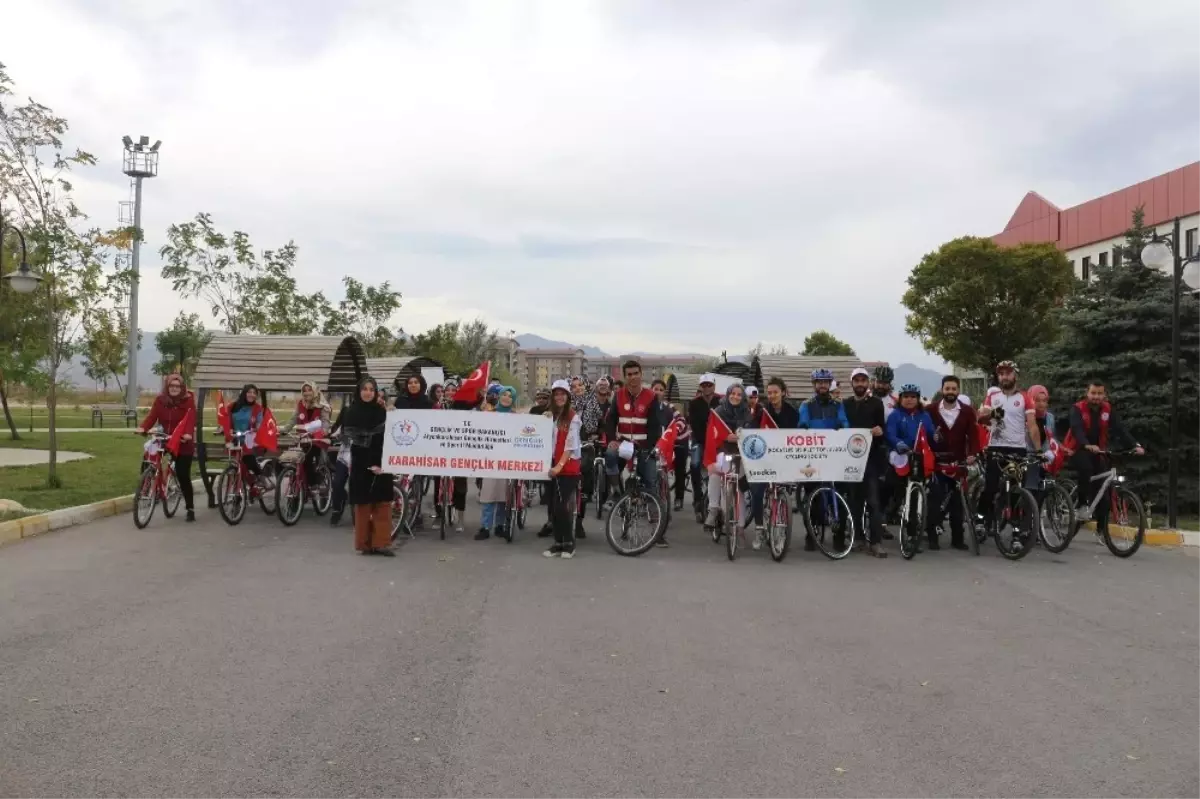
[899,383,921,396]
[811,368,835,381]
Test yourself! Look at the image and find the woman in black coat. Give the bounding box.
[343,377,396,556]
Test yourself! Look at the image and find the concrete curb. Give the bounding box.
[0,480,205,548]
[1083,521,1198,548]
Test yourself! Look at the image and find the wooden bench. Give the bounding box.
[90,404,139,428]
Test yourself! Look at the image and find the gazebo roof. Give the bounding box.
[192,334,367,394]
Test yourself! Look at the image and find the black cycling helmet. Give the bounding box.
[899,383,922,397]
[873,365,895,383]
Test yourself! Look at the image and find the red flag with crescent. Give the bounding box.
[166,407,195,457]
[215,390,232,442]
[453,362,491,402]
[703,412,732,468]
[258,407,280,452]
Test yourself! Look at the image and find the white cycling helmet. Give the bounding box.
[618,440,635,460]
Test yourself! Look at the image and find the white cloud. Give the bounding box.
[2,0,1197,369]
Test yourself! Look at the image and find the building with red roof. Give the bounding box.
[992,162,1199,283]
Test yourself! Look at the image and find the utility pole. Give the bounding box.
[121,136,160,411]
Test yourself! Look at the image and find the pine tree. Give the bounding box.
[1022,206,1199,514]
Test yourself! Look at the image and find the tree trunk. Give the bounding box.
[0,381,20,440]
[47,289,59,488]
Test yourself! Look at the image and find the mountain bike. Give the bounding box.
[275,432,332,525]
[1066,451,1146,558]
[929,459,980,556]
[802,481,855,560]
[133,432,183,529]
[1035,471,1075,554]
[979,451,1041,560]
[215,431,278,526]
[604,450,663,557]
[894,454,929,560]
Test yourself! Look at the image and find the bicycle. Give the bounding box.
[585,438,607,520]
[391,475,417,542]
[435,475,458,539]
[1035,471,1075,554]
[215,431,278,526]
[894,454,929,560]
[275,432,333,526]
[802,481,855,560]
[1065,451,1146,558]
[924,459,980,556]
[978,451,1042,560]
[133,431,183,529]
[762,481,793,562]
[502,479,539,543]
[717,454,744,561]
[604,448,664,557]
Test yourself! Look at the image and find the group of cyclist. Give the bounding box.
[137,354,1143,560]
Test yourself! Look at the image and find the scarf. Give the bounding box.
[716,394,750,430]
[340,380,387,446]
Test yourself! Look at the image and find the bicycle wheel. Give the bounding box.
[515,486,527,531]
[993,486,1037,560]
[257,460,278,514]
[133,465,157,529]
[390,482,408,541]
[594,462,606,520]
[310,465,332,516]
[275,465,304,526]
[768,492,792,562]
[1039,482,1075,554]
[401,477,420,532]
[1101,486,1145,558]
[898,483,925,560]
[604,491,662,556]
[960,488,980,556]
[160,468,183,519]
[806,486,855,560]
[723,479,739,560]
[217,464,247,526]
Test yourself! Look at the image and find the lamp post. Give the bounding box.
[121,135,161,413]
[1140,218,1200,530]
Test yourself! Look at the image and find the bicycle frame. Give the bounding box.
[143,434,174,501]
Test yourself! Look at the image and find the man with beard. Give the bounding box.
[843,367,889,557]
[926,374,978,551]
[976,361,1040,540]
[688,373,721,519]
[1062,380,1143,523]
[872,365,898,420]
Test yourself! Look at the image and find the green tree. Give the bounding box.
[81,308,137,393]
[153,311,214,385]
[0,62,113,480]
[802,330,856,357]
[409,322,465,373]
[768,344,790,356]
[457,317,499,370]
[323,276,403,356]
[0,221,46,438]
[903,236,1075,374]
[1021,206,1199,514]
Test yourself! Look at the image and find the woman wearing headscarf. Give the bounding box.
[544,379,583,558]
[394,373,432,410]
[1025,384,1056,501]
[703,384,751,530]
[476,385,518,540]
[139,373,198,522]
[289,379,332,493]
[227,384,271,489]
[342,377,395,556]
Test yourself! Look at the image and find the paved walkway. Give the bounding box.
[1,505,1196,797]
[0,449,92,467]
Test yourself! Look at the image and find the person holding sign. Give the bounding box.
[343,377,395,556]
[703,384,750,531]
[544,380,583,559]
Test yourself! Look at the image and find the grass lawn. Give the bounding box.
[5,411,141,430]
[0,432,148,512]
[1173,515,1199,532]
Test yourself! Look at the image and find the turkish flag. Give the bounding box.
[453,362,490,403]
[166,407,195,457]
[759,408,778,429]
[258,407,280,452]
[703,412,732,468]
[915,423,935,476]
[215,390,232,442]
[656,424,679,470]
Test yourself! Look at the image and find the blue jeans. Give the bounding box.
[604,448,659,497]
[331,459,350,513]
[747,482,766,526]
[480,501,505,530]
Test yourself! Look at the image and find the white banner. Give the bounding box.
[381,409,554,478]
[736,427,873,483]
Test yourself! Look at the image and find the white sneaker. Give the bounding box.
[543,549,560,558]
[752,526,765,551]
[560,549,575,559]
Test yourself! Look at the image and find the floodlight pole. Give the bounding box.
[126,174,144,410]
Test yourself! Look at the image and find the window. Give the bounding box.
[1081,256,1091,282]
[1187,228,1198,258]
[1113,247,1122,267]
[1069,259,1075,274]
[1098,251,1108,268]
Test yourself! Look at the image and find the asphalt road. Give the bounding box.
[1,500,1197,798]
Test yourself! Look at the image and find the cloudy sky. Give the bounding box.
[4,0,1198,366]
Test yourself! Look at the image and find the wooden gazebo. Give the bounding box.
[190,335,367,507]
[367,356,446,390]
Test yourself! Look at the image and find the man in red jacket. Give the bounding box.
[925,375,978,550]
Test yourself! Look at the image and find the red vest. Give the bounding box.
[552,410,581,477]
[615,387,655,447]
[1063,400,1110,453]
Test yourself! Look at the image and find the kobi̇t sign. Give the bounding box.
[381,410,554,478]
[736,428,872,483]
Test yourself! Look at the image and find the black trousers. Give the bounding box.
[926,473,964,543]
[552,475,580,550]
[241,452,262,476]
[580,445,596,511]
[1071,451,1110,524]
[175,454,195,510]
[978,446,1026,518]
[331,460,350,513]
[848,462,885,544]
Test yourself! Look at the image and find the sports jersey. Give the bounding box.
[983,388,1032,449]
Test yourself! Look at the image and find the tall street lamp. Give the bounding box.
[1139,217,1200,530]
[121,135,161,413]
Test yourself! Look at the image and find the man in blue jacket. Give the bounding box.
[798,369,849,430]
